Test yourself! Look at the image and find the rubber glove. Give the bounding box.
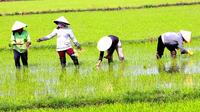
[188,50,193,56]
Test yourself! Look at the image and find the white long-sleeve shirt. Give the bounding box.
[41,28,79,51]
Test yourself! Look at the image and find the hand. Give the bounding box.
[79,48,85,53]
[15,40,24,45]
[37,38,42,42]
[96,64,100,70]
[77,46,82,51]
[26,42,31,48]
[96,60,101,69]
[188,51,193,56]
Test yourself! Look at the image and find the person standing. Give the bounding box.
[11,21,31,69]
[37,16,81,68]
[96,35,124,68]
[156,30,193,59]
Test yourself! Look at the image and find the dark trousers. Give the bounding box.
[58,48,79,68]
[13,50,28,69]
[156,36,177,59]
[106,36,119,63]
[106,48,116,63]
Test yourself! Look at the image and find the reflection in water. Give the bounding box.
[108,62,126,77]
[157,59,191,74]
[156,59,195,89]
[129,59,190,76]
[15,67,29,81]
[129,58,200,76]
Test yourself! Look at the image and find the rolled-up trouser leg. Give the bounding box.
[21,51,28,67]
[156,36,165,59]
[66,48,79,66]
[116,40,124,61]
[70,54,79,65]
[60,57,66,68]
[58,51,66,68]
[13,50,21,69]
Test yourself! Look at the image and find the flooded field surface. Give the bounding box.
[0,41,200,110]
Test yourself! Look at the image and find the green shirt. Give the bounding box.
[11,30,31,53]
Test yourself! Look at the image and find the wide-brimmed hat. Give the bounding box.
[12,21,27,31]
[54,16,70,25]
[180,30,192,43]
[97,36,112,51]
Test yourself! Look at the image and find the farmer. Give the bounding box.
[156,30,193,59]
[96,35,124,68]
[11,21,31,69]
[37,16,81,68]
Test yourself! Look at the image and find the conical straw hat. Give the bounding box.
[12,21,27,31]
[97,36,112,51]
[180,30,191,43]
[54,16,70,25]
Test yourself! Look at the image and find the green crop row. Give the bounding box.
[0,39,200,111]
[0,5,200,48]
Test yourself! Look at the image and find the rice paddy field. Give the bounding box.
[0,0,200,111]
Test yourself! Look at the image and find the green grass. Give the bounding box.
[0,5,200,48]
[0,0,198,13]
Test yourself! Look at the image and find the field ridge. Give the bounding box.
[0,1,200,16]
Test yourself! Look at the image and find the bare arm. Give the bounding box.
[96,51,104,68]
